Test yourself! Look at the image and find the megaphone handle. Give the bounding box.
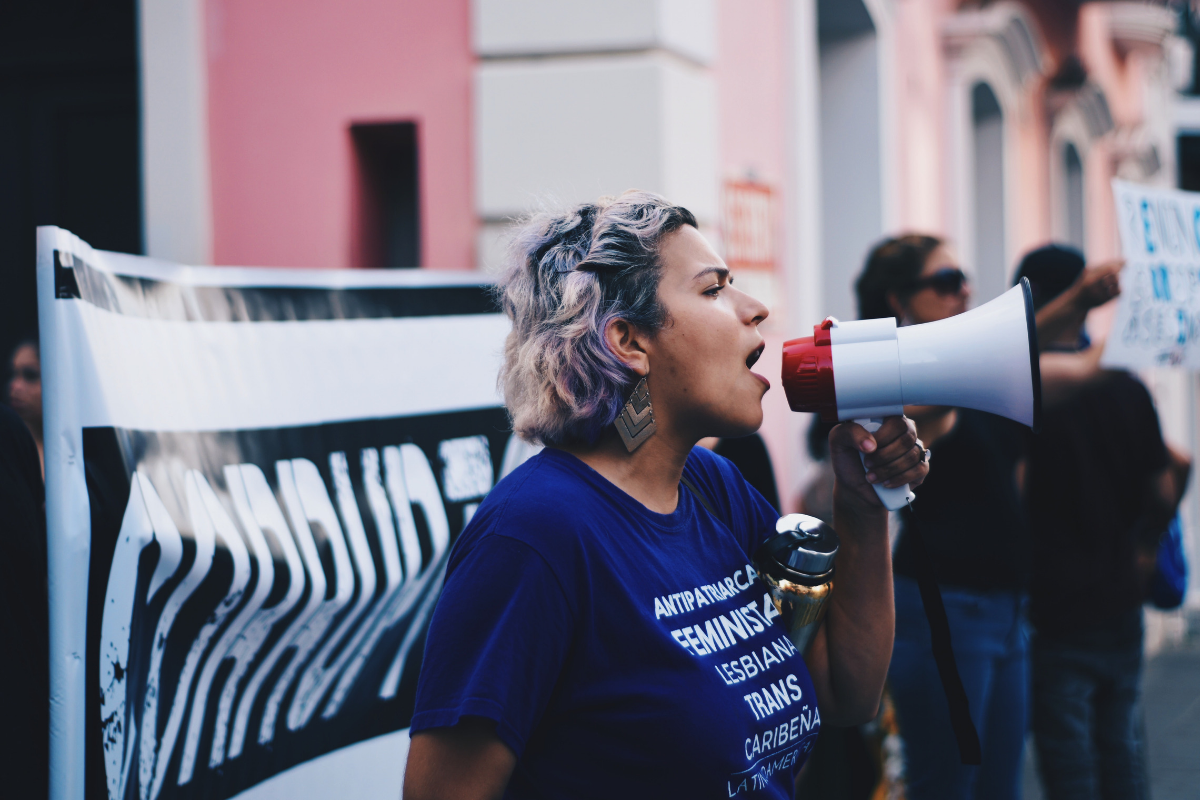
[854,418,917,512]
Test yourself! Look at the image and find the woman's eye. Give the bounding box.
[704,283,724,296]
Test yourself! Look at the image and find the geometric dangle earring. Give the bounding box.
[615,376,656,453]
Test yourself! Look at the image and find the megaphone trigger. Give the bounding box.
[855,417,918,511]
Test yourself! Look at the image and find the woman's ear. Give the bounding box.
[604,317,650,376]
[886,291,907,320]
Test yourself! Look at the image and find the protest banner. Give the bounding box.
[37,227,525,800]
[1105,180,1200,369]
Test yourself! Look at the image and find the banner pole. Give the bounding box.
[38,226,92,800]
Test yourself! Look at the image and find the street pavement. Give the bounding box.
[1022,619,1200,799]
[1141,630,1200,798]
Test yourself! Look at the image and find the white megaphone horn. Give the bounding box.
[782,279,1042,510]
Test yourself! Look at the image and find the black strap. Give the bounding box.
[904,511,982,765]
[680,473,717,517]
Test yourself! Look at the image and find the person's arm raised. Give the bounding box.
[1034,260,1123,407]
[1039,345,1109,408]
[404,719,516,800]
[803,416,928,725]
[1034,259,1122,349]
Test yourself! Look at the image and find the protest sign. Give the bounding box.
[1105,180,1200,369]
[37,227,525,800]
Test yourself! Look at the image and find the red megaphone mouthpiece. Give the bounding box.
[781,317,839,423]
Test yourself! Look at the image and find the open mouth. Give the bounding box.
[746,343,765,369]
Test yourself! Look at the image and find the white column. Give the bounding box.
[788,0,823,334]
[139,0,213,265]
[864,0,899,235]
[473,0,718,270]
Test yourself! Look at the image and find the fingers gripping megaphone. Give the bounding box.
[782,280,1042,510]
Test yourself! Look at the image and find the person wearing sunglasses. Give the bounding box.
[856,235,1025,800]
[852,235,1120,800]
[1016,245,1182,800]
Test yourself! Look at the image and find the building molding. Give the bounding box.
[473,0,716,67]
[1048,82,1115,246]
[942,1,1048,295]
[943,1,1045,94]
[1106,1,1177,57]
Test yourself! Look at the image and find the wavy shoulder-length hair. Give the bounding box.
[855,233,944,322]
[497,190,696,446]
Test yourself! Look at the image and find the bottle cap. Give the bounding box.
[753,514,839,585]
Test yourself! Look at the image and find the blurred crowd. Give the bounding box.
[781,237,1191,800]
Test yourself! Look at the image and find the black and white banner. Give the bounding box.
[38,227,528,800]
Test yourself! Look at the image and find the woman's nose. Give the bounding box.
[742,291,769,325]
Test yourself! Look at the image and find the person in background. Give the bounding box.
[856,234,1031,800]
[0,392,48,797]
[7,337,43,474]
[854,235,1122,800]
[1016,245,1191,800]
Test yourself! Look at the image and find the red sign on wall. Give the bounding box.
[721,181,776,272]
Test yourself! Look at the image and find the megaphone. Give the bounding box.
[782,279,1041,510]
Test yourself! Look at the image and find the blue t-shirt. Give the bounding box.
[411,446,821,798]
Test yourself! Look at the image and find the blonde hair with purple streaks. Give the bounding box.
[497,190,697,446]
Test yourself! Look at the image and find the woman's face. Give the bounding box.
[900,244,971,324]
[7,344,42,429]
[641,226,770,440]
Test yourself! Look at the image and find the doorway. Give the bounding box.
[817,0,883,322]
[971,81,1006,301]
[1062,142,1085,253]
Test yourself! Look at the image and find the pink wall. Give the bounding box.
[895,0,952,234]
[1078,3,1147,263]
[205,0,475,269]
[714,0,801,510]
[715,0,789,189]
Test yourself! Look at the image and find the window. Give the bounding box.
[972,82,1006,301]
[351,122,420,268]
[817,0,882,322]
[1063,142,1084,251]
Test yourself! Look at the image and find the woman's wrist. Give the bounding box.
[832,486,889,528]
[1068,271,1097,310]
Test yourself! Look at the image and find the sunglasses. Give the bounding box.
[909,267,968,296]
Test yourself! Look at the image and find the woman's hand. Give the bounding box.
[827,416,929,512]
[1073,259,1123,310]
